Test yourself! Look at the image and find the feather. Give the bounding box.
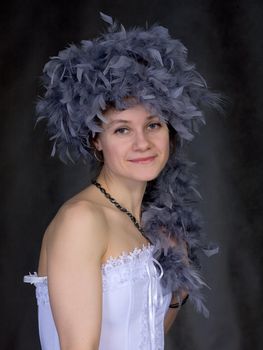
[147,48,163,66]
[100,12,113,26]
[76,67,83,82]
[171,86,184,99]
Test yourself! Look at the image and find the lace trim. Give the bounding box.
[24,244,155,296]
[139,283,151,349]
[24,273,49,305]
[101,244,155,292]
[24,272,47,284]
[101,243,154,271]
[139,297,165,349]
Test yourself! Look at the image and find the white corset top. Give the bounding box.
[24,244,172,350]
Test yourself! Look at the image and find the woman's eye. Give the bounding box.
[114,127,129,134]
[148,122,162,130]
[114,122,162,134]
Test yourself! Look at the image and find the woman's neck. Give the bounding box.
[96,168,147,223]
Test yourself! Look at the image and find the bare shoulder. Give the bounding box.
[46,199,109,261]
[43,198,108,346]
[53,199,108,230]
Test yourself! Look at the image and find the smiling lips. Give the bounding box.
[128,156,157,164]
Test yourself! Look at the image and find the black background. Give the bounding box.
[1,0,263,349]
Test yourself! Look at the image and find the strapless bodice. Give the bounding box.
[24,244,172,350]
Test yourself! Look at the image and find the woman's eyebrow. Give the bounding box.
[107,115,159,127]
[108,119,129,126]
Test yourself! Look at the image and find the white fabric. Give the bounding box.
[24,244,172,350]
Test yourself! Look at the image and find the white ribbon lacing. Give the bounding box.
[146,257,164,350]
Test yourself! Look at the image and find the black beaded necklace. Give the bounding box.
[92,180,152,244]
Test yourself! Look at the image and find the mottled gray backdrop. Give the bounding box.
[1,0,262,349]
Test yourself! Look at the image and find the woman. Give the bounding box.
[24,13,220,350]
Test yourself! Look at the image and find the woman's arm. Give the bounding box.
[163,293,180,334]
[164,291,188,334]
[46,200,108,350]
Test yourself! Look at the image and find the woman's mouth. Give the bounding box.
[128,156,156,164]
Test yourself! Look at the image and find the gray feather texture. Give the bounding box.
[36,13,222,163]
[142,153,219,317]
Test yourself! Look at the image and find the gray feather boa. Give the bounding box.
[142,152,219,317]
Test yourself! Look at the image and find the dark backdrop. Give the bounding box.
[1,0,263,349]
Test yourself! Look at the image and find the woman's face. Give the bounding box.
[94,104,170,182]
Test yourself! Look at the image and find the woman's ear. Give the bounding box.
[92,135,103,151]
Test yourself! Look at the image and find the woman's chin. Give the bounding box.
[124,169,163,182]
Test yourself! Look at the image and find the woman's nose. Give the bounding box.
[132,130,151,151]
